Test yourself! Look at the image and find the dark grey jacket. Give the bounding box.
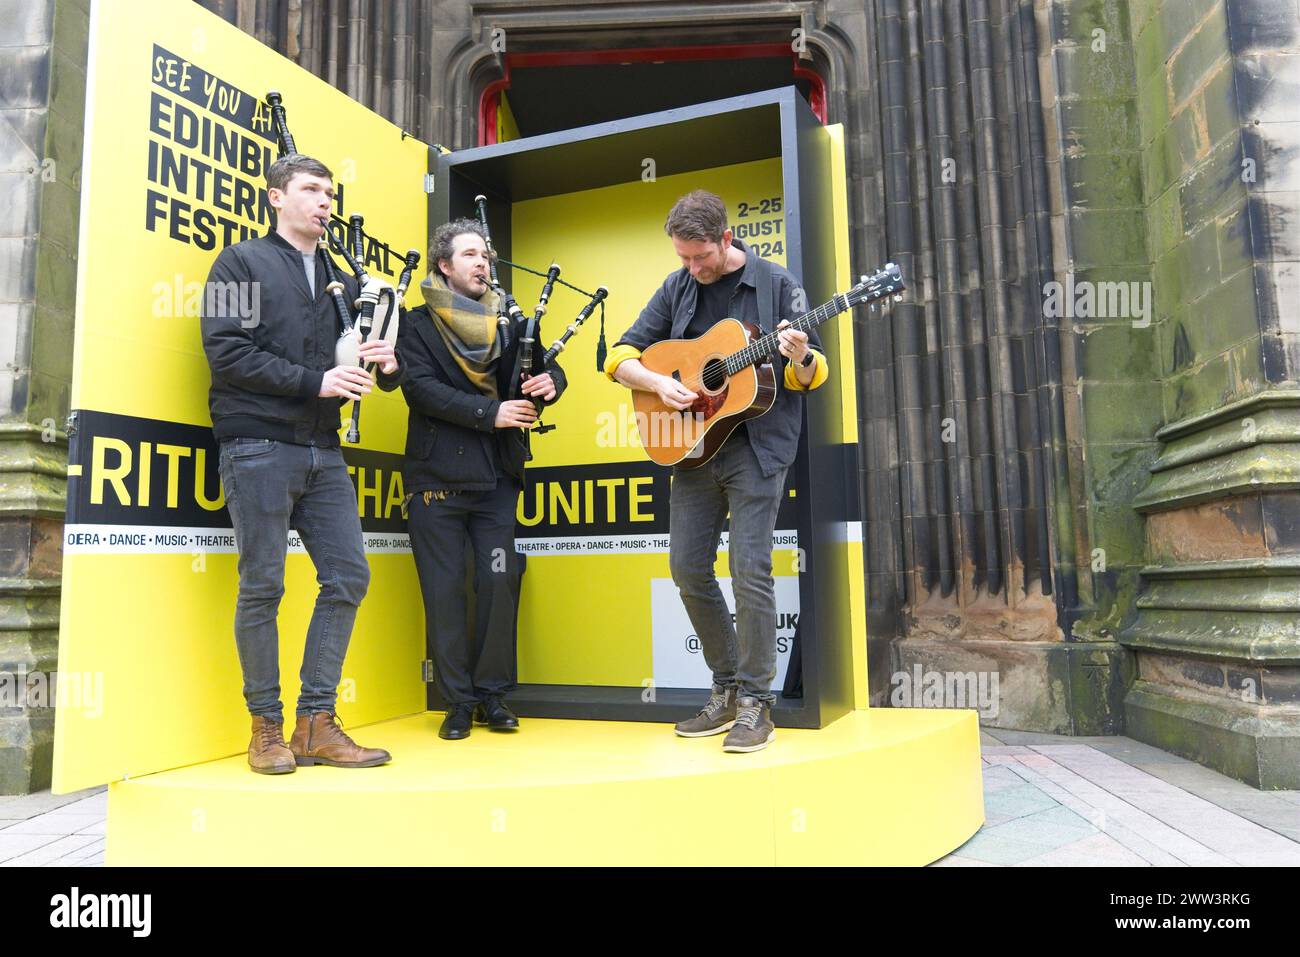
[615,239,823,476]
[397,303,568,493]
[201,230,401,448]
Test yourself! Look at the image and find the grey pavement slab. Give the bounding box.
[0,832,102,867]
[1014,831,1151,867]
[0,832,65,863]
[0,787,101,820]
[0,814,104,835]
[52,837,104,865]
[1031,745,1300,866]
[952,830,1059,865]
[46,793,107,814]
[984,782,1060,820]
[1100,759,1300,843]
[1010,750,1236,865]
[991,751,1186,866]
[981,765,1027,793]
[938,732,1300,867]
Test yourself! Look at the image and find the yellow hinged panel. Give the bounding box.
[54,0,430,792]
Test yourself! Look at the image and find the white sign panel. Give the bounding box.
[650,577,800,692]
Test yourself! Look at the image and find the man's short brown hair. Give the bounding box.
[266,153,333,192]
[664,190,728,243]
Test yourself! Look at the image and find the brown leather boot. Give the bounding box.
[288,712,391,768]
[248,715,296,775]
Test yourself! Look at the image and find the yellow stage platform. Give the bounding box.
[106,708,983,866]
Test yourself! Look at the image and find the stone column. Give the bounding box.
[0,0,88,792]
[1122,0,1300,788]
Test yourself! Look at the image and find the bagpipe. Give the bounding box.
[471,193,608,458]
[264,91,420,444]
[264,92,609,451]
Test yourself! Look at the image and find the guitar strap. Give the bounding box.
[753,253,782,369]
[753,253,775,334]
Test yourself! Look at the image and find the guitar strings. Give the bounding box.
[649,271,896,401]
[666,297,845,393]
[669,308,832,392]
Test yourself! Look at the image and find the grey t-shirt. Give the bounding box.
[302,252,316,297]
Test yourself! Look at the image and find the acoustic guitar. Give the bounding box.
[632,263,905,468]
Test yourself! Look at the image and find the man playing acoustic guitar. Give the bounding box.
[605,190,828,753]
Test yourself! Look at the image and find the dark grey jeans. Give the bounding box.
[406,478,522,707]
[668,431,788,704]
[218,438,370,721]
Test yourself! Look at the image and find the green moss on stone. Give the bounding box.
[1189,264,1260,359]
[1071,208,1150,266]
[1082,379,1165,441]
[1167,10,1230,109]
[1165,349,1234,421]
[1060,97,1141,154]
[1065,150,1145,209]
[1055,44,1138,102]
[1201,63,1240,148]
[1078,322,1161,382]
[1085,442,1161,503]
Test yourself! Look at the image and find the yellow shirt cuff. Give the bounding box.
[784,349,828,391]
[604,343,643,381]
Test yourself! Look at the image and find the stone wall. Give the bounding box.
[0,0,88,792]
[1121,0,1300,788]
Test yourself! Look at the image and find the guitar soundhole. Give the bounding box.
[701,358,728,393]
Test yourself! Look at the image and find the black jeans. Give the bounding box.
[218,438,370,721]
[407,478,522,706]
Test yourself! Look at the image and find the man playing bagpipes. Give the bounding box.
[397,219,568,740]
[201,154,399,774]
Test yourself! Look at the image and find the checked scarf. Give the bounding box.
[419,273,505,399]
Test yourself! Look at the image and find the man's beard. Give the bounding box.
[455,272,489,300]
[698,260,725,283]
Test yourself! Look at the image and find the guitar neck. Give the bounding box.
[723,294,848,375]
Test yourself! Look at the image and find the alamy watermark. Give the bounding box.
[1043,272,1151,328]
[152,275,261,328]
[594,406,708,455]
[0,670,103,719]
[890,665,999,719]
[50,887,150,937]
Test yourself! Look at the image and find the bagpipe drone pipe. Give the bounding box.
[471,193,609,459]
[264,90,420,443]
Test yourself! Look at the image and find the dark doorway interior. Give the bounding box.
[493,47,822,141]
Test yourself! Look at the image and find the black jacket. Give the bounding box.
[616,239,823,477]
[397,303,568,492]
[201,230,402,448]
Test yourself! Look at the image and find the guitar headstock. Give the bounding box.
[847,262,906,309]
